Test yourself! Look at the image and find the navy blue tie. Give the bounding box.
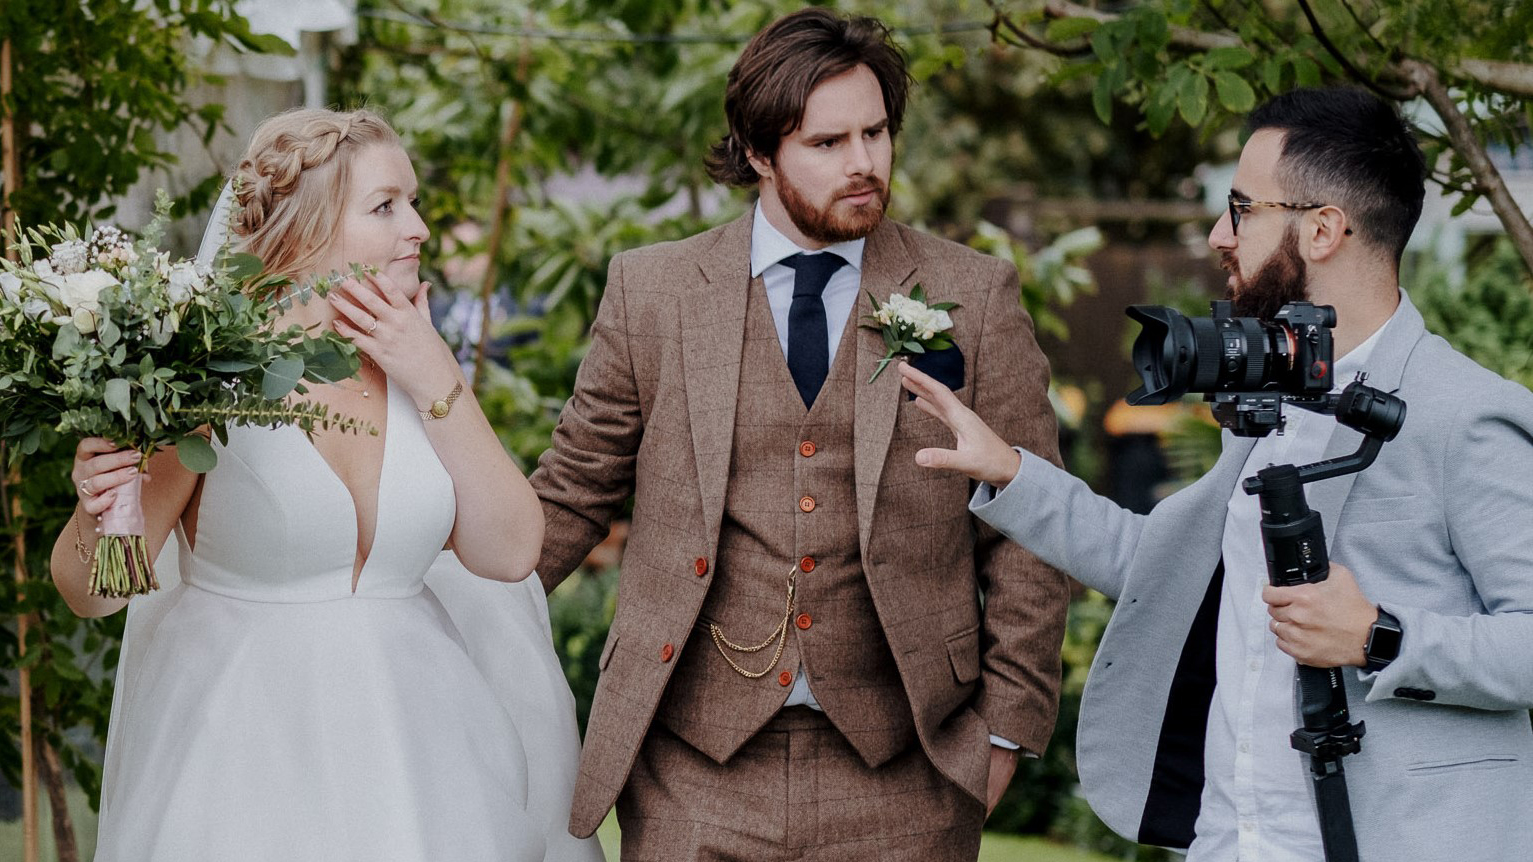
[781,252,847,408]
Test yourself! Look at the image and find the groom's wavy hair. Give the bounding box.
[231,108,401,279]
[705,8,911,187]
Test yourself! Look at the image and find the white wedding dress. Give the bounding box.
[94,379,603,861]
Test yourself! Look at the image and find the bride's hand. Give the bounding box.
[328,273,460,406]
[71,438,142,516]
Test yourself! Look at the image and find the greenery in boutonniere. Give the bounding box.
[860,284,960,383]
[0,192,369,598]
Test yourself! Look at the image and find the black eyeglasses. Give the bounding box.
[1226,194,1325,235]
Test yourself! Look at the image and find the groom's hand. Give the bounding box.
[899,363,1021,487]
[985,745,1018,817]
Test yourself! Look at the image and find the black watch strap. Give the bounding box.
[1364,607,1403,672]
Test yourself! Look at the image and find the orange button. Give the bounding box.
[799,441,817,458]
[798,496,816,513]
[660,643,675,663]
[778,670,793,687]
[799,556,816,573]
[694,557,708,577]
[795,613,813,630]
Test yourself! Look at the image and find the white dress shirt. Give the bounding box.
[1189,303,1397,861]
[749,202,867,368]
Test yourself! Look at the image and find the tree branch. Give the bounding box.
[988,7,1092,58]
[1456,58,1533,98]
[1042,0,1239,51]
[1294,0,1412,101]
[1405,60,1533,277]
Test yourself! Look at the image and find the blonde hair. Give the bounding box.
[231,108,400,279]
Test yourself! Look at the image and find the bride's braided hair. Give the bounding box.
[232,109,400,279]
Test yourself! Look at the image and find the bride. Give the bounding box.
[50,108,602,861]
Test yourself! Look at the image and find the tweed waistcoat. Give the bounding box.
[654,278,912,766]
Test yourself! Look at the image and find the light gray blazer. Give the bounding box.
[973,290,1533,859]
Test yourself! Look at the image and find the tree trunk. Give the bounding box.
[1405,60,1533,279]
[34,726,79,862]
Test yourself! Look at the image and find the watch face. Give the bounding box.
[430,400,449,418]
[1368,624,1403,662]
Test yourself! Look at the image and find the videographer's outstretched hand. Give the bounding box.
[1263,561,1378,668]
[900,363,1022,487]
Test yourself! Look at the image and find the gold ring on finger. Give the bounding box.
[368,318,379,334]
[79,478,95,496]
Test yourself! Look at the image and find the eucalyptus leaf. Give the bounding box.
[104,378,132,419]
[261,357,305,400]
[175,433,218,473]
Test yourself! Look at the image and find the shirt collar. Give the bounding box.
[749,201,866,279]
[1332,288,1403,388]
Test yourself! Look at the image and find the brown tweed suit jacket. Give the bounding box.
[530,210,1070,838]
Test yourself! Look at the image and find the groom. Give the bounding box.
[529,8,1068,859]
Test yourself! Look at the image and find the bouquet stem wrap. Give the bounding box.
[90,470,158,597]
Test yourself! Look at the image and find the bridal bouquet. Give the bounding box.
[0,192,366,598]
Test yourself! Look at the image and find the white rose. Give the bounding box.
[166,261,204,303]
[52,269,118,315]
[22,298,52,319]
[0,271,21,304]
[33,259,56,279]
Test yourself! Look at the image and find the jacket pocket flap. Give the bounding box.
[945,625,981,684]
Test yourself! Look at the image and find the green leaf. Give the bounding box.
[1206,46,1255,71]
[98,317,120,348]
[1178,74,1209,126]
[1214,72,1257,113]
[224,252,266,282]
[206,359,258,372]
[1092,72,1115,125]
[135,393,159,432]
[104,378,132,419]
[1045,17,1099,43]
[261,357,304,400]
[903,341,926,353]
[175,434,218,473]
[909,284,925,303]
[1293,57,1322,88]
[1263,57,1283,93]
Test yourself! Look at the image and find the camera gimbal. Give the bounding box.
[1242,379,1406,862]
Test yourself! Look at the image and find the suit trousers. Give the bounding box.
[616,707,985,861]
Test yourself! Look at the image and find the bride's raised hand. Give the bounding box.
[328,272,459,406]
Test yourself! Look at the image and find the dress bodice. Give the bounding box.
[183,380,456,601]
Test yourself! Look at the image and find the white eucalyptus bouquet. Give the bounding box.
[0,192,366,598]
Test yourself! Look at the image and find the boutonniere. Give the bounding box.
[860,284,959,383]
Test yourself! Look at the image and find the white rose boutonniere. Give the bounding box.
[860,284,959,383]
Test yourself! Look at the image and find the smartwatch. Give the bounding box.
[1363,607,1403,672]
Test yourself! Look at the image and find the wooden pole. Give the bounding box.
[471,32,532,394]
[2,35,40,862]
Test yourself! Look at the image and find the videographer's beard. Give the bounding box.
[778,170,890,244]
[1223,224,1308,320]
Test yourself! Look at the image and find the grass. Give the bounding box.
[3,788,1117,862]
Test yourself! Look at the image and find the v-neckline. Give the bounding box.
[292,379,393,593]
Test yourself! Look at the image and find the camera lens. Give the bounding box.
[1126,301,1333,405]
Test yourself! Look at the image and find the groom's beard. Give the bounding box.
[1224,224,1309,321]
[777,168,890,245]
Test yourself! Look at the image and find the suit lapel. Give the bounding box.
[854,220,919,555]
[683,211,754,551]
[1305,291,1426,540]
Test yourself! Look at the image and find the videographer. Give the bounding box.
[900,86,1533,860]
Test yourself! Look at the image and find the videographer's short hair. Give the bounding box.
[705,8,912,187]
[1247,87,1427,264]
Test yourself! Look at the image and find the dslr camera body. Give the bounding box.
[1127,299,1337,436]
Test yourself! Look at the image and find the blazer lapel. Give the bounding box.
[683,211,754,551]
[1306,291,1427,540]
[854,219,919,556]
